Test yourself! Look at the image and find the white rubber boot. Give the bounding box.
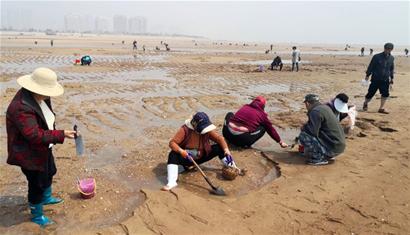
[161,164,179,191]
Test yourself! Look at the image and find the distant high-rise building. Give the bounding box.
[113,15,127,34]
[1,8,32,30]
[64,14,81,32]
[95,17,110,33]
[64,14,94,33]
[128,16,147,34]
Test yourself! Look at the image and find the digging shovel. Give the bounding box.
[189,157,226,196]
[73,125,84,156]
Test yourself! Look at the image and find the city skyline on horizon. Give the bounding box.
[1,1,409,45]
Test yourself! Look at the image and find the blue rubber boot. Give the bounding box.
[42,186,64,205]
[29,203,54,227]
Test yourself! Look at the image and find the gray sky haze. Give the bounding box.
[1,1,409,45]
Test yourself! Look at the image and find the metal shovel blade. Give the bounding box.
[210,186,226,196]
[75,135,84,156]
[73,125,84,156]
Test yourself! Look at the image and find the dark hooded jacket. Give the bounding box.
[302,102,346,154]
[229,97,281,142]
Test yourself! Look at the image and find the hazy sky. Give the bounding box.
[1,1,409,45]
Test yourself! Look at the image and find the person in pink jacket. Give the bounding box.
[223,96,288,148]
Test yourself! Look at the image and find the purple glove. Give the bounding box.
[187,153,193,162]
[224,155,234,166]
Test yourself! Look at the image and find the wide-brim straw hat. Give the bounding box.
[17,67,64,97]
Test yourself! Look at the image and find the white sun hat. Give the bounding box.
[334,98,349,113]
[17,67,64,97]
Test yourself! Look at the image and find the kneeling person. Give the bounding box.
[162,112,237,191]
[81,55,92,66]
[223,96,288,148]
[299,94,346,165]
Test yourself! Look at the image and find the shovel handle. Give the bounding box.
[190,158,207,178]
[73,125,78,139]
[190,158,217,189]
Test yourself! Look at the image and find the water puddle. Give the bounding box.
[246,84,290,94]
[252,128,300,152]
[60,68,173,84]
[86,145,124,169]
[0,79,18,95]
[235,59,312,65]
[0,54,167,75]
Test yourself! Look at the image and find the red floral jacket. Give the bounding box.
[6,88,65,171]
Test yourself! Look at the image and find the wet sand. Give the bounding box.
[1,33,410,234]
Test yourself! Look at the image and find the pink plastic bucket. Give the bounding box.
[77,178,96,199]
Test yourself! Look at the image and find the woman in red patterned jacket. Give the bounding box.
[6,67,76,227]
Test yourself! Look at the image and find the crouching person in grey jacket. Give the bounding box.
[299,94,346,165]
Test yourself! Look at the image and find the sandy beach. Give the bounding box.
[1,33,409,234]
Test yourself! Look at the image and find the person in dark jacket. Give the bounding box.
[81,55,92,66]
[223,96,288,148]
[360,47,365,56]
[6,67,76,226]
[299,94,346,165]
[363,43,395,114]
[270,56,283,71]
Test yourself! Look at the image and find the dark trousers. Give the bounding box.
[365,80,390,99]
[222,112,266,148]
[167,145,225,166]
[292,62,299,72]
[270,62,283,71]
[21,151,56,204]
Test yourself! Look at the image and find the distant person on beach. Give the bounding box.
[6,68,76,226]
[363,43,395,114]
[298,94,346,165]
[369,48,373,55]
[405,48,409,57]
[50,40,53,47]
[80,55,92,66]
[360,47,365,56]
[291,46,301,72]
[270,44,273,51]
[270,56,283,71]
[142,45,146,52]
[162,112,238,191]
[132,40,137,50]
[223,96,288,148]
